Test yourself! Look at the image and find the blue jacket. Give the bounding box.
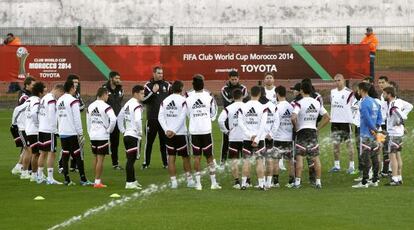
[360,96,382,139]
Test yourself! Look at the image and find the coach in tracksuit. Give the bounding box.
[220,70,248,164]
[102,71,124,170]
[142,66,171,169]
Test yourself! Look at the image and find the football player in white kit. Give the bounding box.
[238,86,269,190]
[38,84,64,184]
[25,82,46,182]
[218,88,245,189]
[87,87,117,188]
[329,74,356,174]
[185,75,221,190]
[382,86,412,185]
[272,86,295,188]
[291,81,330,189]
[159,81,195,189]
[118,85,145,190]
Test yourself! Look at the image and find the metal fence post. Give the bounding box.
[346,25,350,44]
[169,26,174,46]
[259,26,263,45]
[77,26,82,45]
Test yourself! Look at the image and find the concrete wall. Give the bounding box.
[0,0,413,27]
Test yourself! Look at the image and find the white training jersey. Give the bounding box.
[117,98,143,139]
[264,101,277,137]
[380,93,388,125]
[218,101,244,142]
[185,89,211,98]
[265,86,277,104]
[12,101,28,131]
[185,91,217,135]
[387,98,413,137]
[238,100,268,143]
[87,100,117,141]
[158,94,187,136]
[398,98,414,115]
[39,93,57,134]
[292,96,327,131]
[351,99,361,127]
[57,93,83,136]
[272,100,294,141]
[374,98,383,129]
[330,87,354,123]
[25,96,40,135]
[186,89,218,121]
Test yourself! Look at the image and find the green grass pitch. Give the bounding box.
[0,108,414,230]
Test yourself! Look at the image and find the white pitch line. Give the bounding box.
[48,165,225,230]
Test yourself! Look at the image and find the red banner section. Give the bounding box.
[0,45,369,82]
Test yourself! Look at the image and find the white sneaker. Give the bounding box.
[125,182,142,190]
[187,180,196,188]
[233,184,241,189]
[195,183,202,191]
[347,167,357,174]
[46,178,63,185]
[30,174,37,182]
[37,176,46,184]
[285,183,294,188]
[171,181,178,189]
[133,181,142,188]
[352,182,368,188]
[368,181,379,187]
[20,172,31,180]
[354,176,363,182]
[11,167,22,175]
[211,183,222,190]
[258,185,267,191]
[272,183,280,188]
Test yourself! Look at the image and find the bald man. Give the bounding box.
[329,74,356,174]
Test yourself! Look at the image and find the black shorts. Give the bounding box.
[295,129,319,157]
[228,141,243,159]
[242,140,265,158]
[331,123,352,143]
[38,132,57,153]
[60,135,81,156]
[124,135,141,156]
[18,130,28,148]
[26,134,39,154]
[91,140,109,155]
[388,136,403,153]
[191,134,213,157]
[265,138,273,149]
[166,135,188,157]
[273,141,294,159]
[10,125,23,147]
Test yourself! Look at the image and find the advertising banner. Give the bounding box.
[0,45,369,82]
